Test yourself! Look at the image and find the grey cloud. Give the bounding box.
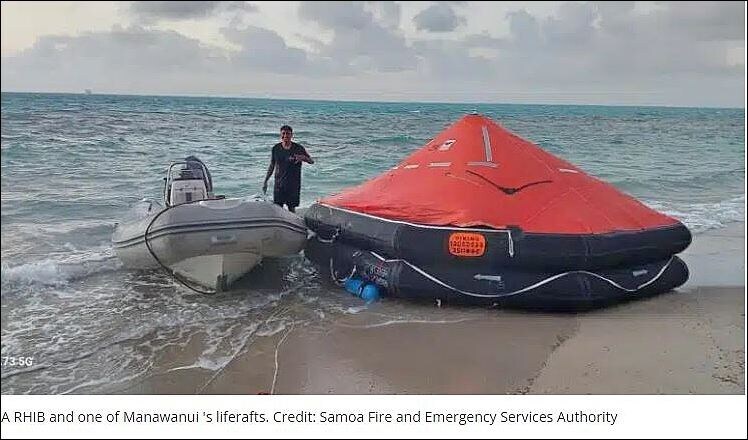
[130,1,221,21]
[543,2,597,47]
[1,24,356,97]
[659,1,744,41]
[1,26,228,93]
[298,1,371,29]
[506,9,541,48]
[221,25,310,74]
[326,27,417,73]
[368,1,401,29]
[413,3,466,33]
[412,39,494,81]
[594,2,744,76]
[462,33,503,48]
[396,1,743,106]
[492,1,744,87]
[129,1,257,23]
[593,2,637,37]
[294,33,327,54]
[299,1,417,73]
[30,26,220,71]
[595,1,743,43]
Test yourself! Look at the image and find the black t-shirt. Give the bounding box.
[272,142,308,194]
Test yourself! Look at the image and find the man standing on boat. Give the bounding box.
[262,125,314,213]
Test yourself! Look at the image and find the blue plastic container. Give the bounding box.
[360,283,381,303]
[344,277,380,303]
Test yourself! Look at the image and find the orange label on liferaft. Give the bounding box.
[448,232,486,257]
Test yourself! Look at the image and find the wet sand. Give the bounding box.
[121,223,745,395]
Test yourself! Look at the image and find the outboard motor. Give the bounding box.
[184,155,213,193]
[164,157,214,206]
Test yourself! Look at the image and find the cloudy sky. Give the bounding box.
[1,1,745,107]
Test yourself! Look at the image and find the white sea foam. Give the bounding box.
[643,194,745,233]
[1,260,67,287]
[255,320,290,337]
[1,247,121,290]
[345,305,367,314]
[336,317,476,329]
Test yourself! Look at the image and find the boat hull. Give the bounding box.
[113,198,307,290]
[170,253,262,291]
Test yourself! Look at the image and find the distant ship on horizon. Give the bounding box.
[84,89,92,95]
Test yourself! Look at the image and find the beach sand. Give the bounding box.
[121,223,745,395]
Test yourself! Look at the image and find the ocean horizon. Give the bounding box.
[3,90,745,110]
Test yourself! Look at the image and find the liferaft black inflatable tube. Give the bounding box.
[305,203,692,271]
[305,236,689,311]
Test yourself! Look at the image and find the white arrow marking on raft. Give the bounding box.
[467,126,498,167]
[474,274,503,282]
[481,125,493,162]
[467,161,498,168]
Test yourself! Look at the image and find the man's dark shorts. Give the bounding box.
[273,187,299,209]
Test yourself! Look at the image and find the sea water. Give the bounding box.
[1,92,744,394]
